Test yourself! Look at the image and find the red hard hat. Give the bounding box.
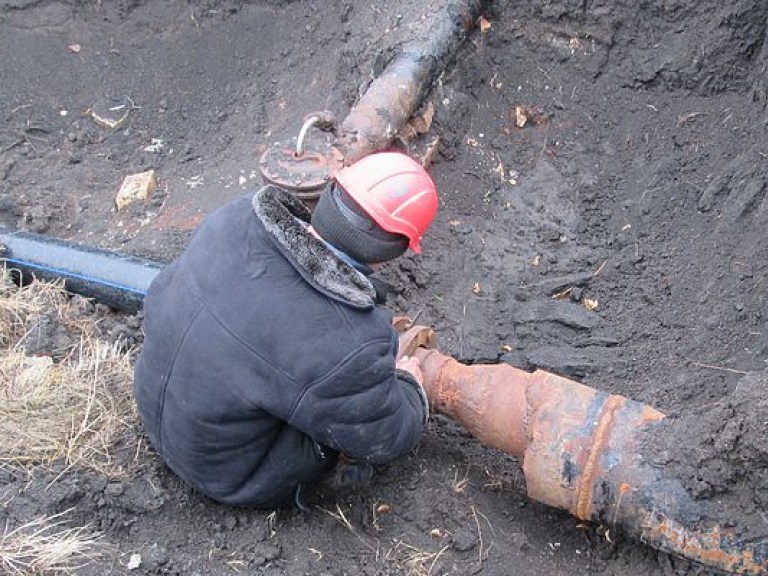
[333,152,438,253]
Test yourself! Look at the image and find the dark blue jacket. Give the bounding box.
[133,186,427,507]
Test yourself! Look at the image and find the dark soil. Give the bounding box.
[640,371,768,550]
[2,0,768,574]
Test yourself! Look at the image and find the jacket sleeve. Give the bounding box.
[287,337,428,464]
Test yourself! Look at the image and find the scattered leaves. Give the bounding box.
[512,105,548,128]
[583,298,599,311]
[514,106,528,128]
[375,503,391,514]
[127,553,141,570]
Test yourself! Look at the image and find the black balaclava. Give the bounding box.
[310,183,408,264]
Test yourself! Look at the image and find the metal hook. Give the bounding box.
[295,111,338,157]
[295,115,321,157]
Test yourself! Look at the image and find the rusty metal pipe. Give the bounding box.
[334,0,484,163]
[403,327,767,575]
[259,1,483,194]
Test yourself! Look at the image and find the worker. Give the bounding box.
[133,151,439,509]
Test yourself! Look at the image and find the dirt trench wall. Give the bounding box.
[508,0,768,95]
[640,371,768,546]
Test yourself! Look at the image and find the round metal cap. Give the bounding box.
[259,142,342,200]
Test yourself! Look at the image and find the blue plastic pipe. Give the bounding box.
[0,226,163,314]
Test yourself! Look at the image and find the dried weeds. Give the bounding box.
[0,510,104,574]
[0,271,139,477]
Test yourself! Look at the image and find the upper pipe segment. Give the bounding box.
[334,0,485,163]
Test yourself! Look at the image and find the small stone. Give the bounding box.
[451,528,477,552]
[105,482,125,496]
[510,531,529,550]
[116,170,157,210]
[126,553,141,570]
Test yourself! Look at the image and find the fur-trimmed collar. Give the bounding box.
[252,186,377,309]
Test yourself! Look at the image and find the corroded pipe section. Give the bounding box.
[404,326,768,575]
[335,0,484,163]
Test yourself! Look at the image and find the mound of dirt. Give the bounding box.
[642,371,768,541]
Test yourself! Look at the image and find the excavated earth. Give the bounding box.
[2,1,768,574]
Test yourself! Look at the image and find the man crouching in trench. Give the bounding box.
[133,152,438,509]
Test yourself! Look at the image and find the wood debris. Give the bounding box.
[420,135,441,169]
[400,101,435,141]
[87,99,134,130]
[552,287,573,300]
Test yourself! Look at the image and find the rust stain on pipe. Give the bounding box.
[573,394,624,520]
[403,324,768,575]
[418,348,530,457]
[642,519,765,575]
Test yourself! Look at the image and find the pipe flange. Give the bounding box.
[259,143,342,200]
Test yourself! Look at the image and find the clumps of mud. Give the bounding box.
[642,371,768,538]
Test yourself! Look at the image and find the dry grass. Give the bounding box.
[0,272,140,572]
[0,272,138,476]
[391,540,450,576]
[0,510,104,574]
[320,502,452,576]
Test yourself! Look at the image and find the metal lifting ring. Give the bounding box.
[295,115,321,157]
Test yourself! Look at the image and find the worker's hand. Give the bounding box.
[396,355,429,423]
[396,355,423,384]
